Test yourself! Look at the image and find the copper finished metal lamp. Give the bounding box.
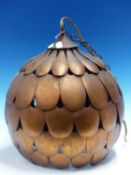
[5,16,125,168]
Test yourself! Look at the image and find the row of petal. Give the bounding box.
[12,125,120,167]
[12,124,120,159]
[6,102,119,139]
[20,49,107,77]
[7,71,122,113]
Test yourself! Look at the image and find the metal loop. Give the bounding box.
[60,16,102,59]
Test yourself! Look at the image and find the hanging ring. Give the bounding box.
[60,16,102,59]
[60,16,84,42]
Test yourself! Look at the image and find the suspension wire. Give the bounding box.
[123,120,128,142]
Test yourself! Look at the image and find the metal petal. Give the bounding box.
[7,73,23,104]
[60,75,86,111]
[20,52,46,72]
[15,74,36,108]
[107,124,120,149]
[5,103,20,131]
[23,52,47,75]
[62,133,86,157]
[31,151,48,165]
[52,50,68,76]
[86,129,107,154]
[15,129,33,154]
[91,148,108,165]
[82,74,108,109]
[74,107,99,137]
[36,50,57,76]
[18,147,32,161]
[35,133,62,156]
[8,131,18,148]
[50,154,70,168]
[35,75,59,110]
[98,71,121,103]
[73,50,99,73]
[35,133,86,158]
[45,108,73,138]
[21,107,45,137]
[66,50,85,75]
[99,102,117,131]
[78,49,106,69]
[117,97,124,124]
[72,152,92,167]
[107,70,120,87]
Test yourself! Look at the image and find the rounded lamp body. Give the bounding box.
[5,32,124,168]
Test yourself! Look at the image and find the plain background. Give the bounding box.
[0,0,131,174]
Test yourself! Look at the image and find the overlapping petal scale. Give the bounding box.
[62,133,86,158]
[51,50,68,76]
[35,75,59,110]
[50,154,70,168]
[98,71,121,103]
[21,107,45,137]
[45,108,73,138]
[31,151,48,166]
[72,152,92,167]
[66,50,85,75]
[7,73,23,104]
[15,74,37,108]
[82,74,108,109]
[22,52,47,75]
[36,50,57,76]
[117,97,124,124]
[74,107,99,137]
[73,50,99,74]
[91,148,108,165]
[99,102,117,131]
[60,74,86,111]
[78,49,106,69]
[107,124,120,149]
[35,133,62,156]
[5,103,20,131]
[15,129,33,154]
[86,129,107,154]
